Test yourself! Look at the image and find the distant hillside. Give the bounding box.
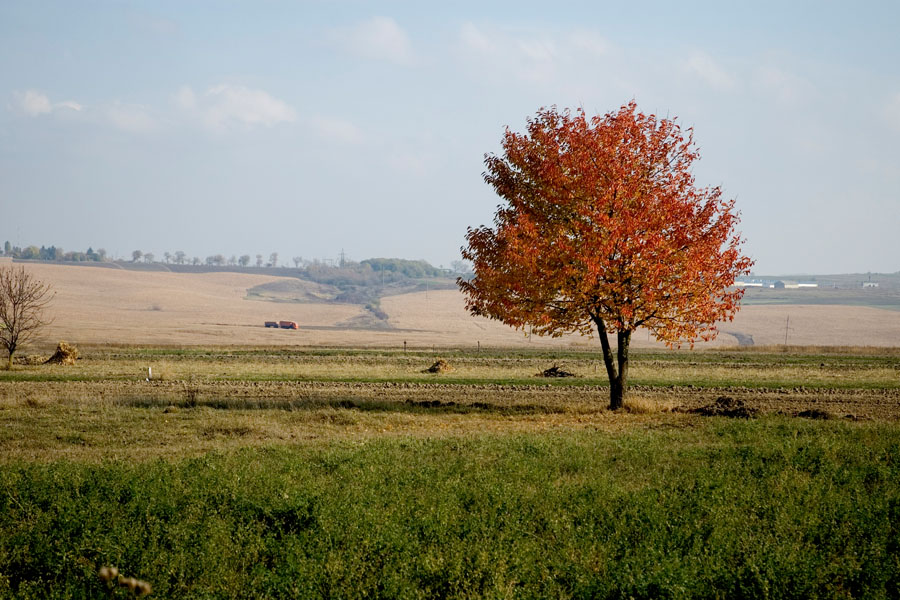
[739,272,900,310]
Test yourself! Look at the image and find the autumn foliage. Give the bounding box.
[460,102,753,408]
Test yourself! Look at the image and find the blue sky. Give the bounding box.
[1,1,898,274]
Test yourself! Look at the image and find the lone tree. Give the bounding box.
[0,266,54,369]
[460,102,752,409]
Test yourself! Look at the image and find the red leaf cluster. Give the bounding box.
[460,102,753,348]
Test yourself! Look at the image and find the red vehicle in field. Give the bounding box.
[264,320,299,329]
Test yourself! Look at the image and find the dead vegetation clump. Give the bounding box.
[99,565,152,596]
[15,354,47,366]
[539,364,576,378]
[44,341,78,365]
[688,396,758,418]
[424,359,453,374]
[623,397,676,414]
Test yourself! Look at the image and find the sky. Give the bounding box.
[1,1,898,275]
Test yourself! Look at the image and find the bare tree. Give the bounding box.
[256,254,263,268]
[0,266,54,369]
[293,256,302,268]
[269,252,278,267]
[131,250,143,263]
[239,255,251,267]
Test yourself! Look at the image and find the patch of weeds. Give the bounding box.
[797,409,834,420]
[201,425,254,438]
[688,396,759,418]
[183,377,200,408]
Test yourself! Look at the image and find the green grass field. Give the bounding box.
[1,347,899,598]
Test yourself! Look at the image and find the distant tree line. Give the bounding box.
[360,258,446,279]
[1,241,473,280]
[2,242,107,262]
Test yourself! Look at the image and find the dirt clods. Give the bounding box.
[539,364,576,378]
[688,396,759,418]
[44,341,78,365]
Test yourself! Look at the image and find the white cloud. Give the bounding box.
[459,22,493,54]
[17,90,52,115]
[11,89,82,116]
[682,51,737,91]
[309,116,364,144]
[332,16,414,65]
[107,103,156,133]
[386,150,429,175]
[176,84,296,131]
[458,23,562,84]
[569,30,610,58]
[456,24,615,87]
[172,85,196,110]
[883,92,900,132]
[54,100,83,112]
[754,65,810,106]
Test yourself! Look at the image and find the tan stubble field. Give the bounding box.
[13,262,900,351]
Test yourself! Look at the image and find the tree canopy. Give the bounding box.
[460,102,752,408]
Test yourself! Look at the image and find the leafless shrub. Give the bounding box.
[0,265,54,369]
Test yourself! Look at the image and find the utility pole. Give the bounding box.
[783,315,792,346]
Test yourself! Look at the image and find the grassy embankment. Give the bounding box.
[1,347,899,598]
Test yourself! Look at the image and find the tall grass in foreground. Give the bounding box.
[1,419,899,598]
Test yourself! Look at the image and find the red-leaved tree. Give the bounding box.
[460,102,753,409]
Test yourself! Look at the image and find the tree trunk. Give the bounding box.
[610,330,631,410]
[592,317,632,410]
[5,352,12,371]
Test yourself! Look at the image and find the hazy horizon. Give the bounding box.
[2,1,899,275]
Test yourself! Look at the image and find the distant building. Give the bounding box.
[735,278,772,287]
[863,281,880,288]
[735,278,817,290]
[773,280,800,289]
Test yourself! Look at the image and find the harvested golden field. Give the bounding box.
[21,263,363,348]
[14,262,900,351]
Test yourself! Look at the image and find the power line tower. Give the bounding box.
[783,315,794,346]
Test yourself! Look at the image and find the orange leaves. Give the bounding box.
[461,102,753,347]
